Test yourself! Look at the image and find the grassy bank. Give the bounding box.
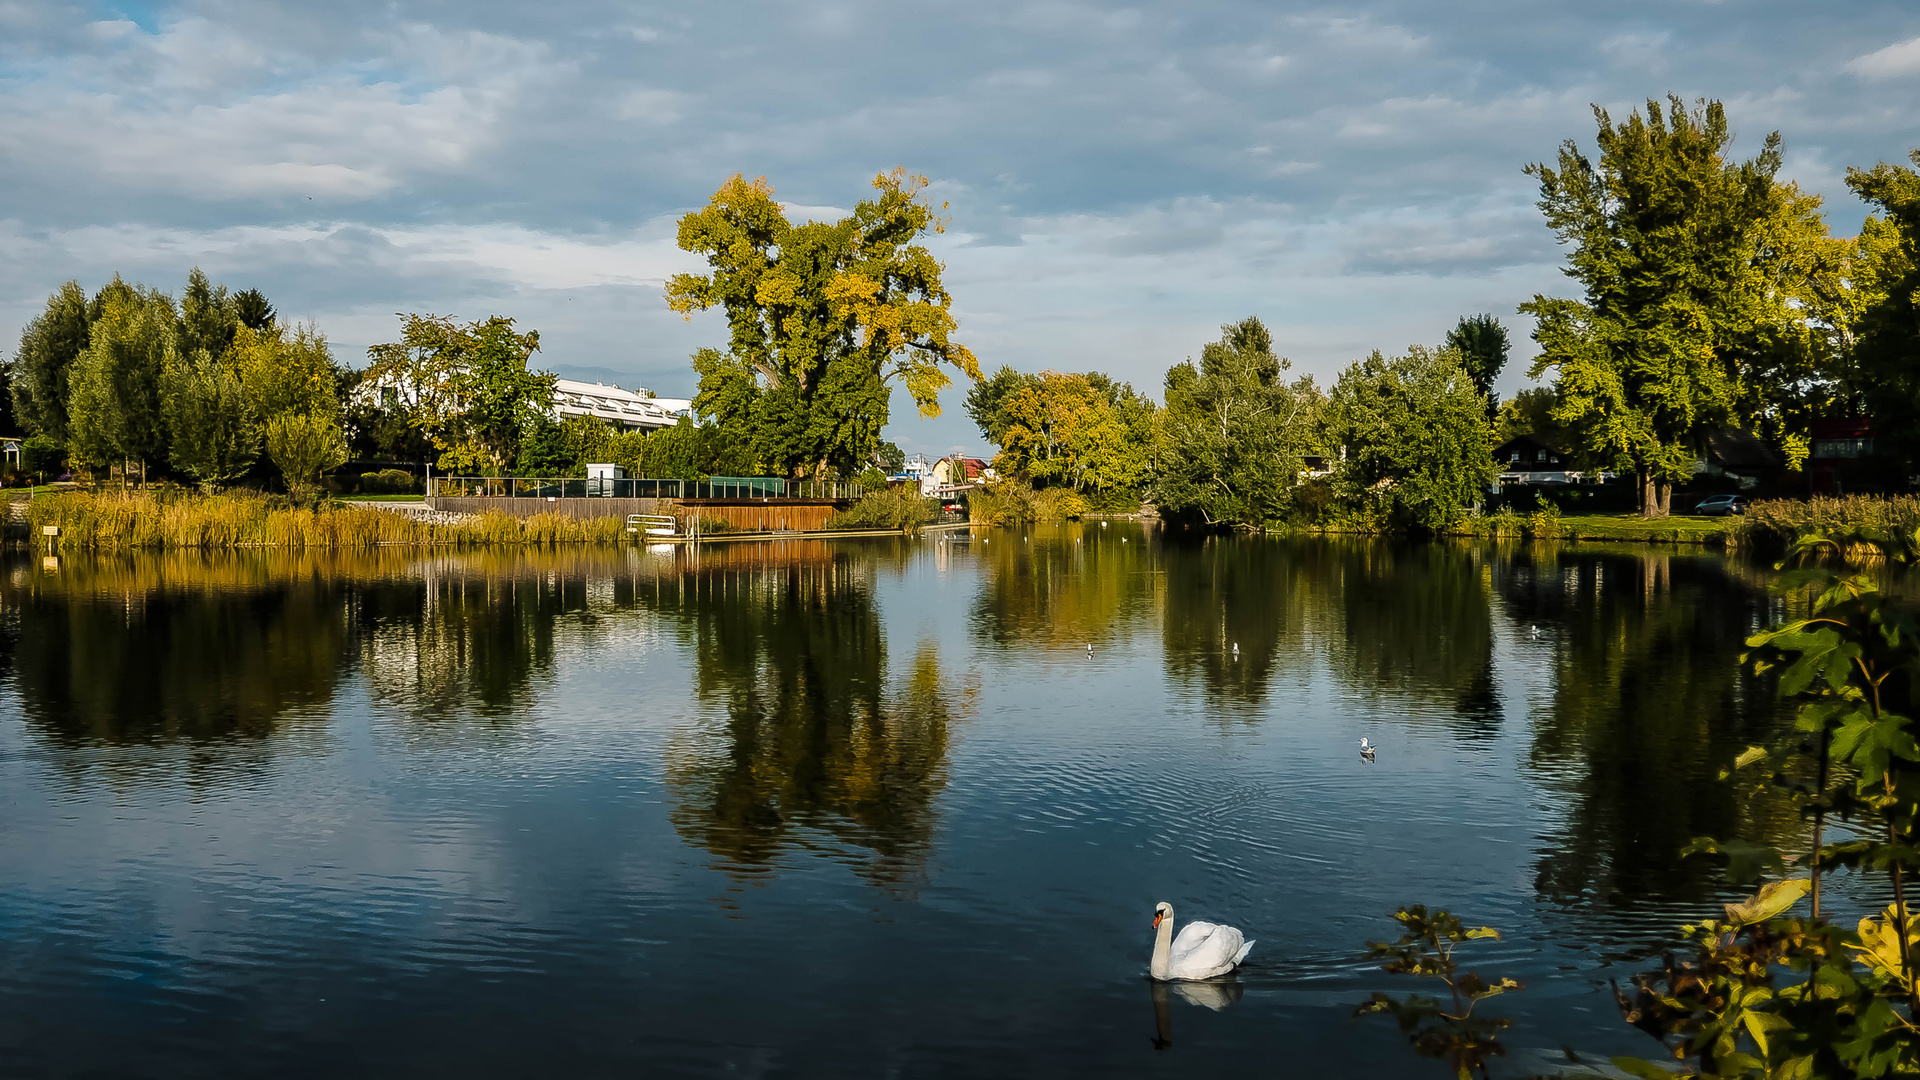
[25,489,630,549]
[1553,513,1729,543]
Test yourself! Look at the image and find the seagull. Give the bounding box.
[1529,624,1541,638]
[1359,738,1378,760]
[1086,643,1094,657]
[1231,642,1240,659]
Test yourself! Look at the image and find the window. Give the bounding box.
[1811,438,1872,459]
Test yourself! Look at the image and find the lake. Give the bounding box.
[0,527,1819,1076]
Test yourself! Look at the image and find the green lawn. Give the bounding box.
[1560,513,1729,542]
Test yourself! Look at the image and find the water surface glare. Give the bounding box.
[0,529,1810,1076]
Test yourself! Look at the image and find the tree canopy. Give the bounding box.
[1443,314,1509,410]
[667,171,980,479]
[1328,346,1497,530]
[968,367,1156,496]
[1156,317,1323,529]
[365,314,553,475]
[1520,96,1832,516]
[1844,150,1920,467]
[10,281,91,442]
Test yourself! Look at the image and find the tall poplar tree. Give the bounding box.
[1444,313,1509,415]
[1521,97,1825,516]
[66,279,174,474]
[10,281,91,441]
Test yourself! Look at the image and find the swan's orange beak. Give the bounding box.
[1152,912,1163,929]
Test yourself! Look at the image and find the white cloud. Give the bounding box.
[0,18,565,200]
[1846,35,1920,79]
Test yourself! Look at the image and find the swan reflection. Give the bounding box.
[1149,977,1243,1050]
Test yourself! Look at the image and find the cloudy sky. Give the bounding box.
[2,1,1917,458]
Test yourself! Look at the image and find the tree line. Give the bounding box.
[964,97,1920,525]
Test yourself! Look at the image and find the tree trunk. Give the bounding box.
[1638,466,1656,518]
[1657,481,1672,517]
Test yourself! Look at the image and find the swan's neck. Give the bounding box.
[1150,914,1174,980]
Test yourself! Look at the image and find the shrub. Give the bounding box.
[1523,502,1562,540]
[827,487,938,531]
[358,469,419,495]
[22,435,64,476]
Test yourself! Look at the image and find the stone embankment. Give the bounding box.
[341,501,475,526]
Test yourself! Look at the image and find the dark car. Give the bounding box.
[1694,493,1747,516]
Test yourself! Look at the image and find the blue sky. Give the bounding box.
[2,1,1918,459]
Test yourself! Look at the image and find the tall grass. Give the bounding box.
[26,490,629,549]
[1730,495,1920,551]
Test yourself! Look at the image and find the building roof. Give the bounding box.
[552,379,692,430]
[1703,428,1779,473]
[1493,430,1576,458]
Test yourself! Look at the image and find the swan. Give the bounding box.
[1150,902,1254,981]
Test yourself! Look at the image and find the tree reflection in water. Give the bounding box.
[0,551,355,745]
[968,525,1159,651]
[658,551,971,890]
[1332,540,1500,738]
[1160,535,1323,714]
[1502,545,1798,912]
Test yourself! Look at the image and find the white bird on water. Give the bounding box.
[1359,737,1378,759]
[1086,642,1094,657]
[1150,902,1254,981]
[1231,642,1240,659]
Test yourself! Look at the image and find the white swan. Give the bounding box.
[1150,902,1253,981]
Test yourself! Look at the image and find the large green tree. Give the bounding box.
[1844,150,1920,468]
[1521,97,1831,516]
[973,367,1156,494]
[1156,316,1323,529]
[1328,345,1497,531]
[667,171,981,479]
[364,314,552,475]
[10,281,91,441]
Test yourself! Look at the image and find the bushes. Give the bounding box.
[826,486,937,531]
[965,481,1087,525]
[358,469,419,494]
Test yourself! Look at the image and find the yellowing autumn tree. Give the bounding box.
[667,171,980,478]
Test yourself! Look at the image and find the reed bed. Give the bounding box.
[1729,495,1920,550]
[25,490,631,550]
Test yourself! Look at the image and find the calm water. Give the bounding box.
[0,528,1812,1076]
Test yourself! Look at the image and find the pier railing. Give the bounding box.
[428,476,865,501]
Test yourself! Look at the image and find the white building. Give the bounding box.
[552,379,692,433]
